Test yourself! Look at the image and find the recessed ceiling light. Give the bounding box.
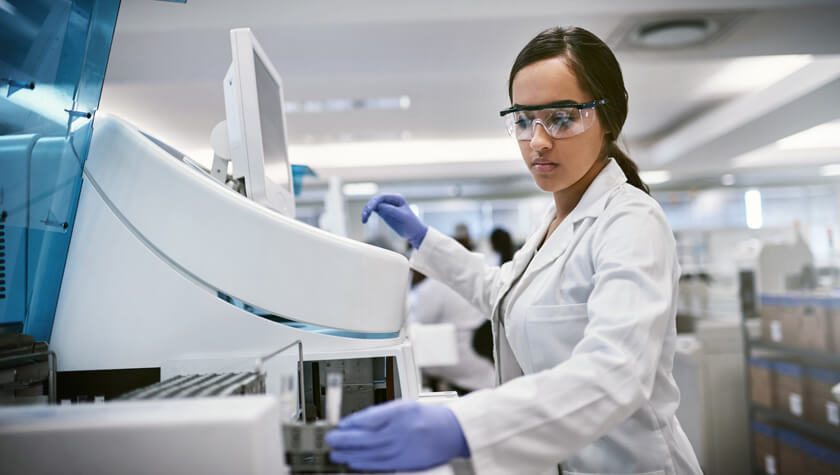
[342,182,379,196]
[745,189,763,229]
[721,174,736,186]
[285,96,411,113]
[289,138,520,168]
[820,164,840,177]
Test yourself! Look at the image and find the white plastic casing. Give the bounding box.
[0,396,286,475]
[51,115,414,386]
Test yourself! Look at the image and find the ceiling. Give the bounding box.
[98,0,840,199]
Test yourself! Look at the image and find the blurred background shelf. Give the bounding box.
[749,340,840,367]
[751,404,840,443]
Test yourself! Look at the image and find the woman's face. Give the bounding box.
[510,57,606,193]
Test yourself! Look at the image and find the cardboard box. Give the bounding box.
[774,361,806,418]
[798,297,831,352]
[750,358,776,408]
[779,296,802,348]
[805,367,840,428]
[777,429,807,475]
[830,297,840,354]
[760,295,784,344]
[760,295,801,346]
[752,421,778,475]
[803,442,840,475]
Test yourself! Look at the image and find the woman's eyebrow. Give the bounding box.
[512,99,578,108]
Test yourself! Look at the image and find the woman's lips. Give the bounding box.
[531,160,558,173]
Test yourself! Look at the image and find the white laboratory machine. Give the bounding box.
[1,26,460,475]
[47,27,420,414]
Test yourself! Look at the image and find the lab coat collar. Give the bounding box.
[565,157,628,225]
[518,158,627,279]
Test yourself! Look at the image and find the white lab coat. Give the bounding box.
[409,277,496,391]
[410,159,702,475]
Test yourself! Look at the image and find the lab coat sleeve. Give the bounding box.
[446,202,677,475]
[409,227,506,317]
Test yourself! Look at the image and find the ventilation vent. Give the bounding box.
[609,11,748,51]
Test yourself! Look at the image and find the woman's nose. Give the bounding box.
[529,120,553,152]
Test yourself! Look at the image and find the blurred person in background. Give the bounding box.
[489,227,516,265]
[408,263,495,394]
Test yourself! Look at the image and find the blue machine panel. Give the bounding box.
[0,0,121,341]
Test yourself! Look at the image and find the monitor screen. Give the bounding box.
[253,52,291,195]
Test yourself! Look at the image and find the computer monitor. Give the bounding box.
[223,28,295,218]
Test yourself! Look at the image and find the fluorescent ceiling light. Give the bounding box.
[640,170,671,185]
[745,189,763,229]
[342,182,379,196]
[776,119,840,150]
[721,174,736,186]
[699,55,812,96]
[289,138,521,168]
[286,96,410,113]
[820,164,840,177]
[731,144,840,169]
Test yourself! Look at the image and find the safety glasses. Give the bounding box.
[499,99,607,141]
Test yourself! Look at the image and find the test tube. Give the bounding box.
[325,372,343,425]
[279,374,298,422]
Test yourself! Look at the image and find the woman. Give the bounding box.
[326,26,701,475]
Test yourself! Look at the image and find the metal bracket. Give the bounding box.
[256,340,305,422]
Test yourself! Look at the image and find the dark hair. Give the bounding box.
[489,228,515,264]
[507,26,649,194]
[454,236,474,252]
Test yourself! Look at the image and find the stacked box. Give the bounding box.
[831,297,840,354]
[773,362,806,418]
[780,296,802,348]
[777,429,807,475]
[805,367,840,428]
[803,442,840,475]
[760,295,784,344]
[752,421,778,475]
[798,296,832,352]
[760,295,801,346]
[750,358,776,408]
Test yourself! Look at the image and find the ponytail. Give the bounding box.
[607,142,649,195]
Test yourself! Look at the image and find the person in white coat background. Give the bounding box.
[409,267,496,394]
[326,26,702,475]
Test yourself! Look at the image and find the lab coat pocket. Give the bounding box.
[525,303,588,372]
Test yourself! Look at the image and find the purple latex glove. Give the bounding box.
[325,399,470,472]
[361,194,428,249]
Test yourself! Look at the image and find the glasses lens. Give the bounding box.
[542,108,582,139]
[505,112,531,140]
[504,106,597,140]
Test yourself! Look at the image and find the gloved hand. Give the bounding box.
[361,194,428,249]
[325,399,470,472]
